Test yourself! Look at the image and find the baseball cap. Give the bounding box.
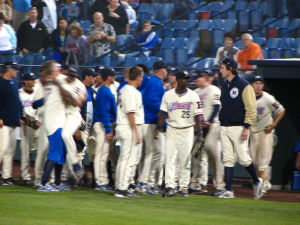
[22,72,36,80]
[221,58,238,69]
[176,70,189,80]
[68,66,80,78]
[101,68,116,80]
[81,68,95,77]
[95,66,105,74]
[3,61,19,70]
[251,75,264,83]
[61,64,69,70]
[153,61,168,70]
[193,70,214,79]
[168,67,180,75]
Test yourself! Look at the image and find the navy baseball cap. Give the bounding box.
[176,70,189,80]
[221,58,238,69]
[95,66,105,74]
[193,70,213,79]
[81,68,95,77]
[3,61,19,70]
[251,75,264,83]
[101,68,116,80]
[68,66,79,78]
[153,61,168,70]
[168,67,180,75]
[22,72,36,80]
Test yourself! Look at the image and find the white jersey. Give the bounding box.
[116,84,144,125]
[43,74,67,135]
[110,81,120,101]
[57,76,87,114]
[19,88,38,119]
[194,85,221,123]
[250,91,285,132]
[32,79,46,121]
[160,88,203,128]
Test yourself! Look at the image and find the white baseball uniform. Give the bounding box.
[160,88,203,190]
[191,85,224,190]
[19,87,39,181]
[115,84,144,191]
[250,91,285,183]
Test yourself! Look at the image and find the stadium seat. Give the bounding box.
[189,29,200,38]
[253,37,266,46]
[251,10,262,30]
[259,0,268,17]
[280,38,296,58]
[148,57,163,68]
[238,11,249,32]
[223,19,237,32]
[124,56,138,67]
[234,40,244,49]
[136,56,150,66]
[79,20,91,34]
[176,48,188,67]
[174,38,188,48]
[211,29,225,48]
[162,48,175,66]
[289,19,300,38]
[198,20,212,30]
[186,38,200,55]
[161,38,175,49]
[151,3,161,20]
[196,58,213,69]
[296,38,300,56]
[226,10,236,19]
[266,38,282,58]
[174,28,187,38]
[208,2,224,18]
[262,48,269,59]
[138,3,152,21]
[158,3,174,21]
[187,57,201,69]
[235,0,248,11]
[211,19,225,29]
[163,29,175,38]
[186,20,199,29]
[278,17,290,37]
[223,0,234,11]
[247,1,260,11]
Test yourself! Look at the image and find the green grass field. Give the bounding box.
[0,186,299,225]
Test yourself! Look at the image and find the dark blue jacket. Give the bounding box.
[93,85,117,134]
[0,77,22,127]
[142,75,165,124]
[219,75,249,127]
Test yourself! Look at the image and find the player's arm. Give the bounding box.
[264,104,285,134]
[154,110,168,138]
[128,112,141,144]
[241,85,257,140]
[54,78,82,107]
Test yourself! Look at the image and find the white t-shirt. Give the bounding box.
[19,88,38,119]
[160,88,203,128]
[43,74,67,135]
[194,85,221,123]
[116,84,144,125]
[0,26,13,50]
[251,91,285,132]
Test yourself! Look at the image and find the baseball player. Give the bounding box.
[92,66,104,92]
[164,67,178,91]
[191,70,224,195]
[250,76,285,195]
[93,68,117,190]
[0,61,22,186]
[218,58,263,199]
[137,61,168,194]
[155,70,204,198]
[19,72,40,185]
[114,66,144,198]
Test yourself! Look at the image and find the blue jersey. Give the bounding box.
[93,85,117,134]
[142,75,165,124]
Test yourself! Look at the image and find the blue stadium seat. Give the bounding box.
[259,0,268,17]
[198,20,212,30]
[79,20,91,34]
[262,48,268,59]
[196,58,213,69]
[160,38,175,49]
[209,2,224,18]
[158,3,174,21]
[278,17,290,37]
[187,57,200,69]
[186,20,199,29]
[174,28,187,38]
[280,38,296,58]
[189,29,200,38]
[148,57,163,68]
[223,0,234,11]
[264,18,278,28]
[174,38,188,48]
[247,1,260,11]
[176,48,188,67]
[124,57,138,67]
[173,20,188,28]
[234,40,244,49]
[290,18,300,30]
[250,10,262,29]
[211,29,225,48]
[162,48,175,66]
[211,19,225,29]
[163,29,175,38]
[116,35,129,48]
[15,55,23,64]
[235,0,248,11]
[253,37,266,46]
[151,3,161,20]
[224,19,237,32]
[296,38,300,56]
[266,38,282,48]
[138,3,152,21]
[136,56,150,66]
[226,10,236,19]
[266,38,282,58]
[238,11,249,32]
[186,38,200,55]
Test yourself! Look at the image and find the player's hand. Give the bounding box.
[109,12,120,18]
[153,129,159,139]
[203,121,211,127]
[135,131,142,145]
[75,129,82,140]
[105,132,113,141]
[0,119,3,128]
[241,128,249,141]
[264,124,275,134]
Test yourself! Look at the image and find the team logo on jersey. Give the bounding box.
[22,100,32,107]
[230,87,239,98]
[257,107,265,115]
[168,102,192,112]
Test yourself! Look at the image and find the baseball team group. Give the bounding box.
[0,57,285,199]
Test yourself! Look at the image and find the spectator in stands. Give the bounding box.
[135,20,159,57]
[59,0,80,22]
[64,22,89,65]
[237,33,264,74]
[87,12,116,67]
[89,0,109,20]
[0,13,16,63]
[102,0,128,35]
[12,0,31,31]
[41,0,57,33]
[122,0,137,26]
[0,0,12,24]
[17,7,49,74]
[50,18,68,63]
[214,32,239,70]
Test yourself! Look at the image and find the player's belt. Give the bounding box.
[169,125,193,130]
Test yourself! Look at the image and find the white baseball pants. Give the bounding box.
[165,126,194,190]
[0,125,17,179]
[220,126,252,167]
[115,124,142,191]
[20,125,38,180]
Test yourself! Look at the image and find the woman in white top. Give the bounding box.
[0,12,16,64]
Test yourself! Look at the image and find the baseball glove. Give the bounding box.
[24,113,40,130]
[191,137,205,159]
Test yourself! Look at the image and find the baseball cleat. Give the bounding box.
[150,186,163,195]
[51,183,71,191]
[211,189,224,196]
[179,189,189,197]
[253,178,263,200]
[128,184,136,194]
[114,190,128,198]
[1,178,18,186]
[37,183,59,192]
[218,190,235,199]
[94,184,114,191]
[162,187,176,198]
[136,183,154,195]
[261,182,272,197]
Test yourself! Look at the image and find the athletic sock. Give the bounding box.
[245,163,259,185]
[224,167,234,191]
[54,164,63,186]
[73,163,81,173]
[41,160,55,186]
